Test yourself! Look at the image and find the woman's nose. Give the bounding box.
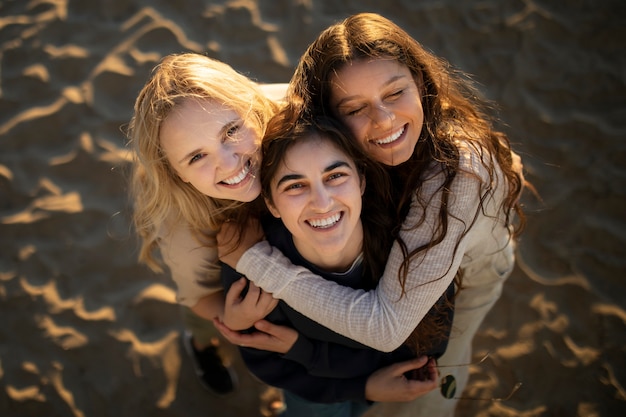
[309,185,332,211]
[369,104,395,128]
[216,148,239,171]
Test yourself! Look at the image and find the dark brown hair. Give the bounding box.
[286,12,526,293]
[261,112,394,289]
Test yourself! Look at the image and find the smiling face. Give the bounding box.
[329,58,424,166]
[160,98,261,202]
[266,134,364,271]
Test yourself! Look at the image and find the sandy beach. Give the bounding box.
[1,1,625,416]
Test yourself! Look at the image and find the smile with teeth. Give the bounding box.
[374,125,405,145]
[307,213,342,229]
[221,160,251,185]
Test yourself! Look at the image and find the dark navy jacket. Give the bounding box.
[221,216,454,403]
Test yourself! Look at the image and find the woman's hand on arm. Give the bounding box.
[222,277,278,330]
[213,318,298,354]
[365,356,439,402]
[217,218,264,269]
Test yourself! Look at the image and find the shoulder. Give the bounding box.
[456,140,494,183]
[158,217,218,265]
[159,212,218,240]
[258,83,289,103]
[414,140,488,194]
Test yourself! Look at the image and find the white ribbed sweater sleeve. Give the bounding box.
[237,148,491,352]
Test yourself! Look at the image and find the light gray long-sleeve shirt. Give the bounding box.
[236,144,519,352]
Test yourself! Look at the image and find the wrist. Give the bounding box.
[222,316,250,331]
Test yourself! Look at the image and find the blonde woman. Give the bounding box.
[127,52,284,395]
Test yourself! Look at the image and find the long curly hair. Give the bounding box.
[126,53,279,271]
[284,13,529,352]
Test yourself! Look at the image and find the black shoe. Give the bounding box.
[183,331,238,395]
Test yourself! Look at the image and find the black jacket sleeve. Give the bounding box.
[283,331,413,378]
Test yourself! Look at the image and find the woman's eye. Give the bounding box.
[189,153,203,164]
[327,172,344,181]
[225,124,240,140]
[284,183,303,191]
[347,107,365,116]
[387,89,403,99]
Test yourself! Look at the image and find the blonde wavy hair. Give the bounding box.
[126,53,279,271]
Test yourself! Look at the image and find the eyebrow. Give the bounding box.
[178,148,202,165]
[334,74,407,108]
[275,160,352,188]
[176,118,238,164]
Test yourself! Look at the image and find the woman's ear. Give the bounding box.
[264,197,281,218]
[360,174,366,196]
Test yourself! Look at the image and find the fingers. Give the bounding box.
[257,289,279,313]
[223,279,275,330]
[212,318,240,344]
[244,281,262,303]
[426,357,439,381]
[392,356,430,375]
[227,279,269,307]
[213,318,277,350]
[225,277,247,305]
[365,356,439,402]
[242,282,276,311]
[253,319,272,332]
[254,320,285,337]
[253,320,298,353]
[413,355,430,369]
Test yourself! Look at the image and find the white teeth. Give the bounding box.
[222,162,250,185]
[308,213,341,229]
[374,126,404,145]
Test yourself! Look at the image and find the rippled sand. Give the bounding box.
[1,1,624,416]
